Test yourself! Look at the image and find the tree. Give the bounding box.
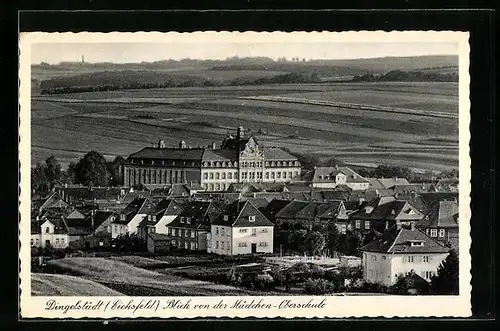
[346,231,364,256]
[303,231,326,256]
[431,249,459,295]
[289,229,308,253]
[45,156,62,186]
[304,278,335,294]
[74,151,110,186]
[31,162,49,196]
[107,156,126,186]
[326,223,340,255]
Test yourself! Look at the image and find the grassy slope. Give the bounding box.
[31,273,122,296]
[46,257,253,296]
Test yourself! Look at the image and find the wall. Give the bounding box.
[201,168,239,191]
[210,225,232,255]
[263,167,301,183]
[231,226,274,255]
[124,165,201,187]
[127,214,146,234]
[390,252,449,284]
[39,221,70,248]
[362,251,394,286]
[155,215,177,234]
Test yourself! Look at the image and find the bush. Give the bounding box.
[304,278,335,294]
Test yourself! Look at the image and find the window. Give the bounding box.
[423,256,430,263]
[190,242,196,250]
[340,224,347,234]
[283,172,287,179]
[259,241,268,247]
[186,217,191,224]
[209,184,214,190]
[222,173,226,179]
[180,217,185,223]
[191,231,195,238]
[251,228,257,236]
[185,230,189,238]
[184,242,188,249]
[221,241,225,250]
[238,242,248,247]
[277,172,281,179]
[204,173,208,180]
[239,228,247,233]
[216,227,219,235]
[209,173,214,179]
[439,229,445,238]
[424,271,434,279]
[150,227,156,233]
[221,183,226,190]
[226,242,230,251]
[407,256,415,263]
[221,228,225,236]
[371,255,377,262]
[249,215,256,222]
[364,221,371,230]
[215,241,219,249]
[215,173,220,180]
[172,229,176,236]
[223,215,229,221]
[168,228,172,235]
[45,227,50,234]
[430,229,438,237]
[271,172,275,179]
[215,183,220,191]
[228,173,232,179]
[261,228,268,233]
[355,220,361,229]
[382,255,386,260]
[265,173,269,179]
[31,239,34,246]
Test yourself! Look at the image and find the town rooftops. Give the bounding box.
[92,211,117,229]
[168,200,221,230]
[417,200,459,229]
[275,200,310,219]
[368,177,410,189]
[351,196,424,221]
[361,228,450,254]
[128,147,205,161]
[212,200,273,227]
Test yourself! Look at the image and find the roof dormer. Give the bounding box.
[409,240,424,247]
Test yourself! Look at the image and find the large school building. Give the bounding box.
[123,127,302,191]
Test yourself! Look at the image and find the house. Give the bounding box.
[37,191,69,213]
[309,166,371,190]
[31,217,94,249]
[360,227,450,286]
[335,200,363,233]
[416,200,459,249]
[260,199,294,224]
[368,177,410,190]
[117,197,157,235]
[55,185,128,204]
[167,200,222,251]
[349,196,424,234]
[147,233,172,254]
[274,200,310,228]
[92,210,120,237]
[317,200,347,232]
[210,200,274,255]
[137,200,183,242]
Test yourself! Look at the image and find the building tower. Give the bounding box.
[237,126,244,139]
[81,55,85,64]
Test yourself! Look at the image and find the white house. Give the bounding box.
[360,227,450,286]
[310,166,370,190]
[31,219,70,249]
[117,197,157,235]
[210,200,274,255]
[138,200,183,242]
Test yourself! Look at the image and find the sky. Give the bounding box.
[31,42,458,64]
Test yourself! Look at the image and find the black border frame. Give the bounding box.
[0,5,496,329]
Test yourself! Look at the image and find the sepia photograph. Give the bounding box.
[19,31,471,318]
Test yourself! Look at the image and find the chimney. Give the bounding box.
[212,141,216,149]
[237,126,244,139]
[410,221,416,231]
[179,140,186,149]
[358,197,365,206]
[91,210,95,229]
[158,140,165,148]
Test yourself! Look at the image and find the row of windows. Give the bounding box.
[169,228,196,238]
[107,225,126,234]
[131,159,198,167]
[426,229,446,238]
[127,168,188,185]
[204,172,237,180]
[215,240,231,251]
[355,220,371,230]
[31,237,65,246]
[214,227,268,236]
[368,254,432,263]
[203,183,228,191]
[171,240,197,250]
[237,241,268,247]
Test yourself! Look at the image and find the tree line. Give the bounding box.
[32,151,125,197]
[39,72,320,95]
[352,69,458,82]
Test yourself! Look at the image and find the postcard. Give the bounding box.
[19,31,471,318]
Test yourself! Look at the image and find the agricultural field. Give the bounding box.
[43,257,256,296]
[31,82,459,172]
